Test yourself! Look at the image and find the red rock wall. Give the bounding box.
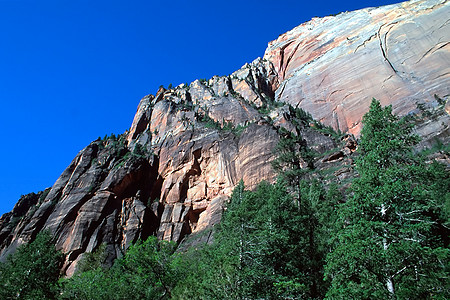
[1,0,448,277]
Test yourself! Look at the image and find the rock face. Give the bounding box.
[0,0,448,276]
[1,58,337,276]
[264,0,450,137]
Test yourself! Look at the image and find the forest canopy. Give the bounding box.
[1,99,448,299]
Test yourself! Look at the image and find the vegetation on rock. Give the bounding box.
[0,99,448,299]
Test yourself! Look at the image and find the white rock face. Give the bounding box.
[264,0,450,135]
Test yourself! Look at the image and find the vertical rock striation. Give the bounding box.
[2,59,334,275]
[0,0,448,276]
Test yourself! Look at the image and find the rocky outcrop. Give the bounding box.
[0,0,448,276]
[0,190,50,259]
[0,58,338,275]
[264,0,450,138]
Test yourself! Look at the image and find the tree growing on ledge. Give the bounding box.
[271,124,315,209]
[324,99,449,299]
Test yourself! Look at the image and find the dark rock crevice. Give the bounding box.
[378,25,399,75]
[2,0,449,275]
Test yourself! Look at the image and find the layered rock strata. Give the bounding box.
[264,0,450,137]
[0,59,338,275]
[1,0,449,276]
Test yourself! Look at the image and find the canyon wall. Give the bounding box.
[264,0,449,137]
[0,0,448,275]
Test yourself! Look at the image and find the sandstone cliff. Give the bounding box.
[0,59,340,275]
[265,0,449,139]
[0,0,448,276]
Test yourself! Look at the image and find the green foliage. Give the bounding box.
[114,152,132,169]
[266,108,344,297]
[3,96,449,299]
[198,78,208,85]
[76,244,108,273]
[272,127,315,195]
[290,105,314,125]
[203,116,221,130]
[194,106,220,130]
[113,143,151,169]
[231,123,249,137]
[285,105,343,141]
[178,100,194,112]
[0,231,64,300]
[59,236,179,300]
[132,143,147,157]
[256,96,284,115]
[312,123,343,141]
[102,133,118,141]
[215,181,309,299]
[193,107,250,136]
[172,180,336,299]
[359,99,419,166]
[221,119,234,131]
[325,99,450,298]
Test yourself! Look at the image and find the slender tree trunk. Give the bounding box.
[383,236,395,296]
[309,217,318,297]
[386,276,395,296]
[381,204,395,297]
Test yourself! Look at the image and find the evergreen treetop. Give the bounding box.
[325,98,449,299]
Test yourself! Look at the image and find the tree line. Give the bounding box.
[0,99,448,299]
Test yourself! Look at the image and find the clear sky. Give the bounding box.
[0,0,403,216]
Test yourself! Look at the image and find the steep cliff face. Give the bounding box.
[0,0,448,276]
[264,0,450,139]
[0,59,338,275]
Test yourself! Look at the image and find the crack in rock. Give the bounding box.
[378,23,400,75]
[354,33,377,53]
[416,41,450,64]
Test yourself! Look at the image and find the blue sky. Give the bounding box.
[0,0,402,215]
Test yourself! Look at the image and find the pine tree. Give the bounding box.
[172,181,325,299]
[324,99,449,299]
[270,110,341,298]
[272,126,315,211]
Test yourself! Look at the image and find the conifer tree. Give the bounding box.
[270,110,338,298]
[59,236,179,300]
[324,99,449,299]
[172,181,325,299]
[272,124,315,212]
[0,231,63,300]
